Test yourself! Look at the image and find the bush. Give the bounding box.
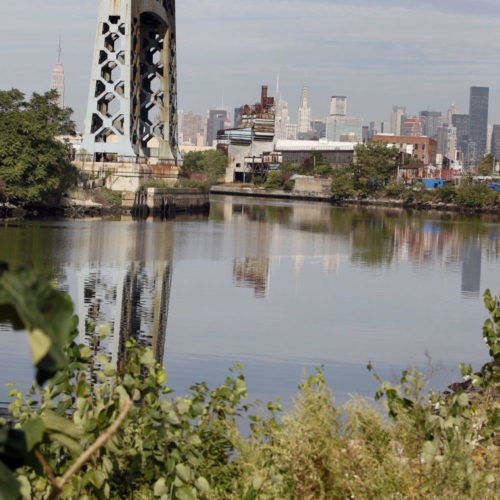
[264,171,283,190]
[313,164,333,178]
[1,265,499,499]
[455,181,498,208]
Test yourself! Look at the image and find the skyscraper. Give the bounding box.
[297,83,312,134]
[330,96,347,116]
[390,106,406,135]
[206,109,227,146]
[419,111,442,139]
[469,86,489,165]
[490,125,500,160]
[50,40,65,108]
[452,114,470,162]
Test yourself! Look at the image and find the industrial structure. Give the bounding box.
[80,0,179,165]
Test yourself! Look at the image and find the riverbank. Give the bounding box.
[210,184,500,215]
[0,187,210,219]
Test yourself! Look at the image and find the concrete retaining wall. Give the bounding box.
[73,161,180,192]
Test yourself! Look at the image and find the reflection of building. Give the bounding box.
[233,258,269,298]
[66,221,174,365]
[461,238,482,296]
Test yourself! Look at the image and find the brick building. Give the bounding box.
[372,135,437,166]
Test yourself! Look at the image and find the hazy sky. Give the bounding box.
[2,0,500,129]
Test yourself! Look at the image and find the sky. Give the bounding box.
[1,0,500,130]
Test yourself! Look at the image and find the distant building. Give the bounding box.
[330,96,347,116]
[275,140,355,168]
[490,124,500,160]
[436,125,457,162]
[181,111,203,145]
[368,121,389,140]
[310,119,326,139]
[219,85,275,182]
[325,115,363,142]
[390,106,406,135]
[298,83,312,134]
[419,111,442,139]
[469,86,489,165]
[372,134,437,165]
[50,40,65,108]
[401,118,423,137]
[206,109,228,147]
[452,114,470,164]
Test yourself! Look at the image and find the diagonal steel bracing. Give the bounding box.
[81,0,178,163]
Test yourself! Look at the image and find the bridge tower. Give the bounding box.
[81,0,179,163]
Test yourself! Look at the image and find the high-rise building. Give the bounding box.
[325,116,363,142]
[452,114,470,163]
[330,96,347,116]
[181,111,202,145]
[419,111,442,139]
[390,106,406,135]
[310,119,326,139]
[490,124,500,160]
[468,86,489,165]
[401,117,422,137]
[50,40,65,108]
[436,125,457,161]
[297,83,312,134]
[446,103,458,125]
[206,109,227,147]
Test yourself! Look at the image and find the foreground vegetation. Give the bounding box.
[0,266,498,498]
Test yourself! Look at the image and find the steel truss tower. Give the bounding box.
[81,0,179,163]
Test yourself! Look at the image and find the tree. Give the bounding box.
[0,89,77,203]
[181,149,227,182]
[199,149,227,182]
[477,154,495,176]
[350,141,399,194]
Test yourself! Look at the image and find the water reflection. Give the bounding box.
[1,202,499,407]
[210,197,500,300]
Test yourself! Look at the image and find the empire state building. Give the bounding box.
[50,41,65,108]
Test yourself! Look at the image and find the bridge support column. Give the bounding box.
[81,0,179,164]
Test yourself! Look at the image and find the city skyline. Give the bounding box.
[2,1,500,129]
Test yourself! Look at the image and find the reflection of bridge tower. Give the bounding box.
[81,0,178,162]
[67,221,174,365]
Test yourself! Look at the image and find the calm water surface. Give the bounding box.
[1,195,499,408]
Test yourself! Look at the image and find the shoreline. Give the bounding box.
[2,185,500,219]
[210,185,500,216]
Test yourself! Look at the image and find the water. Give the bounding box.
[1,196,499,409]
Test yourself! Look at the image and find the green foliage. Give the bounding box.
[264,171,283,190]
[382,180,405,199]
[0,263,79,498]
[91,188,122,207]
[181,149,227,183]
[351,141,399,194]
[477,154,495,176]
[331,169,356,199]
[0,89,77,203]
[0,264,78,385]
[313,164,333,178]
[455,179,498,208]
[1,269,499,499]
